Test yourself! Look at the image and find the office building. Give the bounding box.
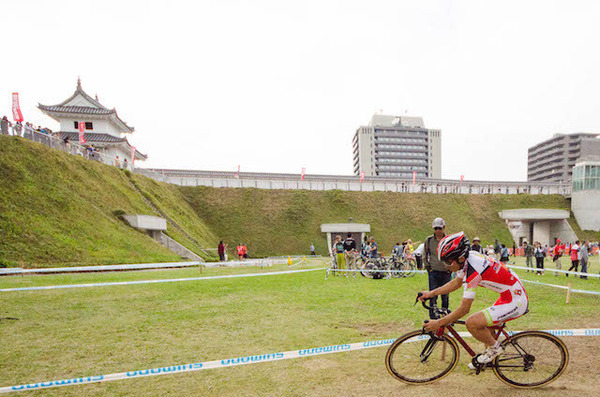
[527,133,600,183]
[352,114,441,178]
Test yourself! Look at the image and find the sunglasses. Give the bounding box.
[434,227,443,230]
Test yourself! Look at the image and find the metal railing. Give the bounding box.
[4,123,133,170]
[141,168,572,196]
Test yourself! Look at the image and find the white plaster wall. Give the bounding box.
[572,190,600,231]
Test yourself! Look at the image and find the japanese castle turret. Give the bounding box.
[38,78,147,164]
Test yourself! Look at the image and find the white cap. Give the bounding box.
[432,218,445,228]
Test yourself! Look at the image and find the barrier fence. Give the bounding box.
[1,327,598,394]
[0,268,326,293]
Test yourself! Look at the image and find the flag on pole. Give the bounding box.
[78,122,86,144]
[301,167,306,181]
[460,175,464,183]
[235,165,240,179]
[12,93,23,122]
[131,146,136,166]
[360,172,365,183]
[413,171,416,185]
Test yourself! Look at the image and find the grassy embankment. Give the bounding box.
[0,257,598,396]
[181,187,600,258]
[0,136,218,267]
[2,134,599,267]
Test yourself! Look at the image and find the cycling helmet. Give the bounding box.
[437,231,470,263]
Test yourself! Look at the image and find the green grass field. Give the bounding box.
[1,256,599,396]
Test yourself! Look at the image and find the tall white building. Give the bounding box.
[352,114,441,178]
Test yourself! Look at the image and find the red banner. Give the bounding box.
[131,146,136,166]
[360,172,365,183]
[301,167,305,181]
[78,122,86,144]
[12,93,24,122]
[413,171,416,185]
[235,165,240,179]
[460,175,464,182]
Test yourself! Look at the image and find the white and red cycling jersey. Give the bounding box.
[457,251,529,326]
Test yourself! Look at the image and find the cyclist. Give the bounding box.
[418,231,529,367]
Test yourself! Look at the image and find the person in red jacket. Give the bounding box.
[567,241,580,276]
[552,239,564,276]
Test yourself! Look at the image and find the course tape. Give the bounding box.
[0,262,202,276]
[520,279,600,296]
[0,268,326,293]
[1,327,598,394]
[508,264,600,279]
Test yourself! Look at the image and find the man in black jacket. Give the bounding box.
[423,217,450,319]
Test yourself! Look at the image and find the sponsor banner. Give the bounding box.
[301,168,305,181]
[131,146,136,166]
[0,268,326,293]
[360,172,365,183]
[508,264,600,279]
[11,93,23,122]
[1,328,598,393]
[78,122,86,144]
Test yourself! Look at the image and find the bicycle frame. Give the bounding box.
[434,321,510,357]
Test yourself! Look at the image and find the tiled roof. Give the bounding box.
[38,79,134,133]
[38,104,115,115]
[60,132,126,143]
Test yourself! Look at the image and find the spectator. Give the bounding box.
[404,239,414,262]
[423,217,450,319]
[236,243,244,261]
[534,241,545,275]
[392,242,402,259]
[217,240,227,262]
[242,243,248,259]
[309,243,316,256]
[523,241,534,272]
[567,240,580,276]
[494,239,501,261]
[414,242,424,270]
[500,244,509,263]
[471,237,483,253]
[332,235,345,273]
[580,240,589,280]
[367,236,378,258]
[361,236,369,260]
[512,242,516,257]
[343,233,357,274]
[1,116,10,135]
[14,121,22,136]
[553,239,564,276]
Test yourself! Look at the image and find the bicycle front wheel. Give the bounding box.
[493,331,569,388]
[386,330,460,384]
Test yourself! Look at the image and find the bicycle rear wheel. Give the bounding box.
[493,331,569,388]
[386,330,460,384]
[403,260,417,277]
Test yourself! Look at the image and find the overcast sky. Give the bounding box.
[2,0,599,181]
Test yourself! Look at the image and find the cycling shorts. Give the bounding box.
[481,286,528,326]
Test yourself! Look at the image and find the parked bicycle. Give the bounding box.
[385,294,569,388]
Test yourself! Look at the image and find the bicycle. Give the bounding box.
[359,257,386,279]
[385,294,569,388]
[385,256,415,278]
